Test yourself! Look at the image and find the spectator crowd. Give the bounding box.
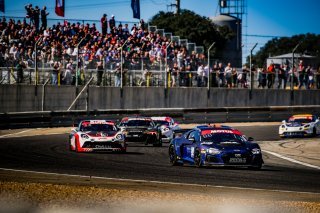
[0,3,319,89]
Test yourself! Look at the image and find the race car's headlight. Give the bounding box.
[207,148,221,155]
[280,125,286,129]
[116,134,123,140]
[81,134,89,139]
[163,127,170,132]
[304,124,311,129]
[251,148,261,155]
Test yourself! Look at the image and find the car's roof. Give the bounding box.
[196,124,233,130]
[121,117,152,121]
[80,120,115,125]
[151,116,172,121]
[292,114,313,117]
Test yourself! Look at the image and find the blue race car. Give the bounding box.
[168,125,263,169]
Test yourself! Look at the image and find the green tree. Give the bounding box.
[250,34,320,67]
[149,10,234,58]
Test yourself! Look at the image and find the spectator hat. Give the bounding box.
[111,15,115,17]
[116,63,120,66]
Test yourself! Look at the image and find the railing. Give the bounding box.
[1,65,320,89]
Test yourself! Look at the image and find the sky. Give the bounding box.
[2,0,320,60]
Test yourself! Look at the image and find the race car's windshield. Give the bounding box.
[80,124,116,132]
[201,133,246,144]
[119,120,152,127]
[153,120,170,126]
[288,118,313,123]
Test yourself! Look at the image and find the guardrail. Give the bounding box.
[1,106,320,129]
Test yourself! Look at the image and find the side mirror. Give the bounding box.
[248,137,254,142]
[71,127,77,132]
[282,120,286,124]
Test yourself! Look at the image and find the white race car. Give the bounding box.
[151,116,181,142]
[69,120,126,152]
[279,114,320,137]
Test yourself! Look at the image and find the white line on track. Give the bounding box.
[263,150,320,170]
[0,167,319,195]
[0,129,33,138]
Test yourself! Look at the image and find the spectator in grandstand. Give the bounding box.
[41,6,49,30]
[224,62,232,88]
[100,14,108,36]
[109,15,116,33]
[171,62,179,87]
[267,62,275,88]
[33,6,40,31]
[25,4,34,25]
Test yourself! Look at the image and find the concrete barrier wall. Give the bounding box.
[1,85,320,112]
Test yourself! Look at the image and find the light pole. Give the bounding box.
[250,43,258,99]
[120,39,129,89]
[165,41,172,89]
[291,41,302,104]
[76,35,87,87]
[207,42,215,91]
[34,36,43,86]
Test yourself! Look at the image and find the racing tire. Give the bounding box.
[194,150,202,168]
[169,145,182,166]
[153,139,163,147]
[249,162,262,170]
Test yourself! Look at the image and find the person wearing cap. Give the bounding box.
[101,14,108,36]
[109,15,115,34]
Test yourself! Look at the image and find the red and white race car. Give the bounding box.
[151,116,181,142]
[69,120,126,153]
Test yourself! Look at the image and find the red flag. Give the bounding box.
[55,0,64,17]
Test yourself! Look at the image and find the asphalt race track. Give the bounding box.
[0,125,319,194]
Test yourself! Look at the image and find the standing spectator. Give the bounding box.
[96,59,104,86]
[217,62,225,87]
[267,63,275,88]
[306,65,314,89]
[196,64,204,87]
[298,60,306,89]
[203,65,209,87]
[171,62,179,87]
[52,61,60,85]
[33,6,40,31]
[114,63,121,87]
[16,60,26,84]
[100,14,108,36]
[289,66,298,88]
[231,67,238,87]
[63,60,74,85]
[109,15,116,33]
[241,65,249,88]
[316,66,320,89]
[224,62,232,88]
[25,4,34,25]
[139,19,145,30]
[41,6,49,30]
[277,64,286,89]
